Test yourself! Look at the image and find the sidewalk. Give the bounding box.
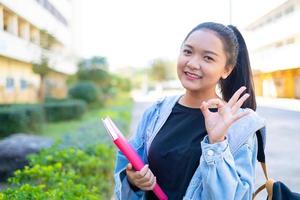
[133,89,300,113]
[257,96,300,112]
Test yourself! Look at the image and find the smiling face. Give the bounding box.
[177,29,233,95]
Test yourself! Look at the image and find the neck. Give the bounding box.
[179,89,220,108]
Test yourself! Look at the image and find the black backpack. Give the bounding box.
[253,130,300,200]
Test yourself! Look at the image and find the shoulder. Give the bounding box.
[227,108,266,155]
[142,95,182,118]
[232,108,265,132]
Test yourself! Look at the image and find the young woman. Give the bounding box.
[114,22,266,200]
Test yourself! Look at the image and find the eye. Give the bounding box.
[183,49,192,55]
[204,56,214,62]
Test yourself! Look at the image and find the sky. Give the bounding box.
[73,0,286,69]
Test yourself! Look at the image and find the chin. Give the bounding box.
[180,81,202,92]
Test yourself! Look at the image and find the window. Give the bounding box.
[18,19,30,41]
[3,9,10,32]
[30,26,40,44]
[20,79,27,90]
[6,77,14,90]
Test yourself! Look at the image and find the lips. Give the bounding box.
[184,71,202,79]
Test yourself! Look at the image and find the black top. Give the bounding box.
[146,102,213,200]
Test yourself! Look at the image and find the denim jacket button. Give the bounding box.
[207,149,214,156]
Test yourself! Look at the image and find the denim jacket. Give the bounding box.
[114,95,266,200]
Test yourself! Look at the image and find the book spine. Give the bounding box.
[114,137,168,200]
[114,137,144,170]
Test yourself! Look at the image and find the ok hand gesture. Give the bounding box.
[200,86,251,144]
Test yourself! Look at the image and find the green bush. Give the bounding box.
[0,144,115,200]
[0,105,44,137]
[44,100,86,122]
[68,82,99,104]
[44,97,68,103]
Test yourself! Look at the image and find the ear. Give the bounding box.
[221,64,234,79]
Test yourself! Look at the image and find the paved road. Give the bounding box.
[255,106,300,199]
[129,99,300,199]
[129,101,153,137]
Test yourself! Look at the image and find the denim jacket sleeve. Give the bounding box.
[184,133,258,200]
[114,104,157,200]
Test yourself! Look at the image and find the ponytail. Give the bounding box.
[220,25,257,110]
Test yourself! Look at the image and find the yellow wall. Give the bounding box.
[253,67,300,99]
[0,56,68,104]
[253,72,263,96]
[0,56,39,103]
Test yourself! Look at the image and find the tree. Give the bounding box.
[75,57,113,100]
[32,55,51,103]
[74,57,132,100]
[32,30,56,102]
[77,56,111,93]
[148,58,175,82]
[78,56,108,71]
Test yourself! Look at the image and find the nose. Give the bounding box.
[186,56,201,70]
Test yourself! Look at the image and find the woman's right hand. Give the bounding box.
[126,163,157,191]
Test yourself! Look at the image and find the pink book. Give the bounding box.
[102,117,168,200]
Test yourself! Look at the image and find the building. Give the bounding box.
[246,0,300,99]
[0,0,77,103]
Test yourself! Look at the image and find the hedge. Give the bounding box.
[0,105,44,137]
[0,100,87,136]
[44,100,87,122]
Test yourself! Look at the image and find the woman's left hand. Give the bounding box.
[200,86,251,144]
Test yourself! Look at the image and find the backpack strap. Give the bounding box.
[256,127,266,163]
[253,128,275,200]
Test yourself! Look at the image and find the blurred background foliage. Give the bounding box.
[0,55,133,199]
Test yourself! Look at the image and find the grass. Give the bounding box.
[41,93,133,142]
[40,106,102,140]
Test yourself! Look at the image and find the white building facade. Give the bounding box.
[0,0,77,103]
[246,0,300,98]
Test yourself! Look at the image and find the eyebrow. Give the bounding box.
[183,44,219,56]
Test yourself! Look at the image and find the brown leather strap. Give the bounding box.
[266,179,275,200]
[261,162,269,180]
[253,183,266,199]
[252,162,274,200]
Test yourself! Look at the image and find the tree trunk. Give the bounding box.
[38,75,45,103]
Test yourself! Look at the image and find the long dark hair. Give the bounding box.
[183,22,256,110]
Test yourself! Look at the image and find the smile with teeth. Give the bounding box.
[185,71,202,80]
